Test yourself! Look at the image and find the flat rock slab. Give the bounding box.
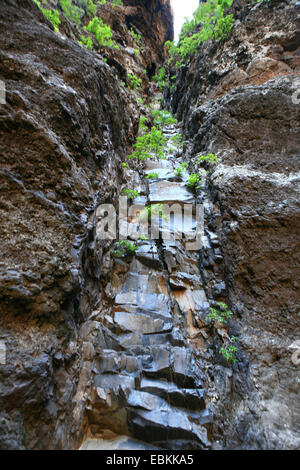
[114,310,172,334]
[80,437,160,450]
[140,377,206,410]
[149,181,194,204]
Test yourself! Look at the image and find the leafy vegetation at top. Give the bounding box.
[207,302,233,325]
[152,67,167,90]
[128,74,142,90]
[122,188,140,200]
[165,0,234,68]
[186,171,206,191]
[33,0,61,32]
[145,172,159,180]
[60,0,84,24]
[111,0,124,6]
[128,120,167,161]
[130,27,142,44]
[196,153,219,164]
[84,16,119,48]
[113,240,137,258]
[152,109,177,126]
[174,162,188,179]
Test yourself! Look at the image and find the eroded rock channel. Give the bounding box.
[0,0,299,451]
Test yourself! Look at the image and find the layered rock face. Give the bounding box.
[0,0,171,450]
[166,0,300,450]
[0,0,299,451]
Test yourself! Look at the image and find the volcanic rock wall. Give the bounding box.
[166,0,300,450]
[0,0,172,449]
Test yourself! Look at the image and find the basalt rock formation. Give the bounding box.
[0,0,299,451]
[166,0,300,450]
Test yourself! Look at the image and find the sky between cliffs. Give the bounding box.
[171,0,199,42]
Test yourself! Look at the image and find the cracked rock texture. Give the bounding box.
[166,0,300,450]
[0,0,172,450]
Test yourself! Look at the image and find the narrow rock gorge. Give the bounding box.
[0,0,299,451]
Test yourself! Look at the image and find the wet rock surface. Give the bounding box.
[84,122,212,450]
[165,0,300,451]
[0,0,299,452]
[0,0,173,450]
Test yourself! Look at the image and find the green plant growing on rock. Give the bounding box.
[113,240,137,258]
[111,0,124,7]
[128,125,166,161]
[128,133,151,160]
[122,162,128,168]
[122,188,140,200]
[174,162,188,179]
[138,234,149,241]
[59,0,84,24]
[149,126,167,160]
[196,153,219,164]
[145,172,159,180]
[165,0,235,67]
[186,172,205,191]
[130,28,141,44]
[169,133,183,149]
[33,1,61,32]
[79,34,93,50]
[138,203,169,224]
[152,109,177,126]
[128,74,142,90]
[220,336,239,364]
[85,17,119,48]
[207,302,233,325]
[152,67,167,89]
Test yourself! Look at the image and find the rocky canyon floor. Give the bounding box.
[0,0,299,451]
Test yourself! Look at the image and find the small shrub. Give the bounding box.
[122,188,140,200]
[196,153,219,164]
[145,172,159,180]
[128,126,166,161]
[207,302,233,325]
[59,0,84,24]
[174,162,188,179]
[113,240,137,258]
[134,48,140,58]
[149,126,167,160]
[111,0,124,7]
[170,133,183,148]
[122,162,128,168]
[152,109,177,126]
[186,172,205,191]
[138,234,149,241]
[33,1,61,32]
[128,74,142,90]
[85,17,119,48]
[152,67,167,89]
[130,28,141,44]
[79,34,93,50]
[220,336,239,364]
